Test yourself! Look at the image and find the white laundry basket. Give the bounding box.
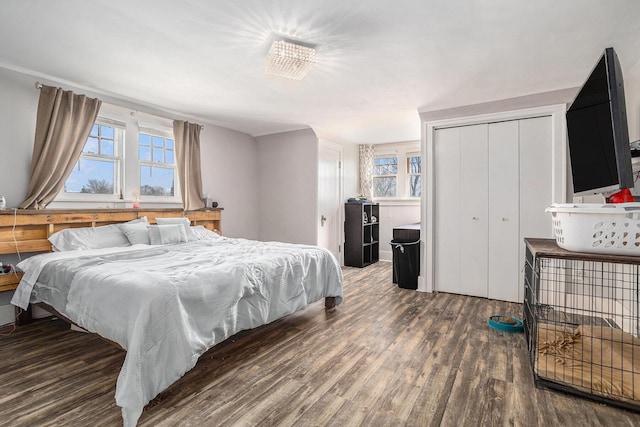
[545,203,640,256]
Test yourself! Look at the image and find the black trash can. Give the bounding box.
[390,239,420,289]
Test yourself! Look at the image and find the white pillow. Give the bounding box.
[49,224,127,251]
[49,217,149,252]
[119,222,151,245]
[155,217,197,241]
[149,224,188,245]
[190,225,221,240]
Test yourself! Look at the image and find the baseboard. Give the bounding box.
[379,250,392,262]
[417,275,429,292]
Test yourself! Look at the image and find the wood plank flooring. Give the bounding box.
[2,261,640,426]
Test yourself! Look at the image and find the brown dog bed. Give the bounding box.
[536,323,640,404]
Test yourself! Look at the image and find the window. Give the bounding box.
[407,154,421,197]
[63,122,123,196]
[370,142,421,201]
[53,103,182,207]
[138,132,176,197]
[373,156,398,197]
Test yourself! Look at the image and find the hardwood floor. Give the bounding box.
[2,261,640,426]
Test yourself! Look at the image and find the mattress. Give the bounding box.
[12,238,343,427]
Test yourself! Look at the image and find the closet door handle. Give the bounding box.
[472,216,479,220]
[502,217,509,221]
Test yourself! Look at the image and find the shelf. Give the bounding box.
[344,203,380,268]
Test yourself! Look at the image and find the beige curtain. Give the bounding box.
[20,85,102,209]
[359,144,375,199]
[173,120,205,210]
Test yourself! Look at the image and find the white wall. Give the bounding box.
[256,129,318,245]
[342,142,359,200]
[200,126,259,239]
[378,203,421,261]
[625,58,640,143]
[0,69,52,325]
[0,68,39,208]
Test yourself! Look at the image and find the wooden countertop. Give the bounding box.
[524,238,640,265]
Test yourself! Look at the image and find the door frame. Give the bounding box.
[318,139,344,265]
[421,104,567,293]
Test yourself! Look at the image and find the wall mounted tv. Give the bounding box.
[566,47,633,196]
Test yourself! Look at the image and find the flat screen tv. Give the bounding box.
[566,47,633,196]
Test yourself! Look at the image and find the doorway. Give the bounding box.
[318,140,343,263]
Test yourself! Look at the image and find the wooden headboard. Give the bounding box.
[0,208,222,256]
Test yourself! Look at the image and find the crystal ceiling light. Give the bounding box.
[265,38,316,80]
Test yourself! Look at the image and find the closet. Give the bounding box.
[433,115,555,303]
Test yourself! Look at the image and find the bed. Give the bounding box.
[1,208,343,427]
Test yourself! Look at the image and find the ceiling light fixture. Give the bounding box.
[265,38,316,80]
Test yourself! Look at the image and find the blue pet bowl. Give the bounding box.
[488,315,524,333]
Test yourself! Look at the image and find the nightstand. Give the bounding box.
[0,272,31,325]
[0,272,22,292]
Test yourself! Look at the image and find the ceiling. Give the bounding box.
[1,0,640,144]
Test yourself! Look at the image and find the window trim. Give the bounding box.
[51,104,183,208]
[137,127,180,203]
[55,119,125,202]
[371,141,421,201]
[406,151,422,199]
[372,154,399,199]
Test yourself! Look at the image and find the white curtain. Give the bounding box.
[359,144,375,199]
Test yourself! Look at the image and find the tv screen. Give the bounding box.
[566,47,633,195]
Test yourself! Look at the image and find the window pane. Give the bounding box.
[139,133,150,146]
[374,157,398,175]
[152,148,164,163]
[83,137,99,154]
[64,159,115,194]
[101,140,114,156]
[410,175,421,197]
[139,145,150,161]
[166,139,174,149]
[152,136,164,147]
[409,156,421,174]
[373,177,396,197]
[165,149,174,164]
[90,124,99,137]
[100,125,114,139]
[140,166,174,196]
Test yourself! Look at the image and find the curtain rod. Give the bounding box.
[33,80,204,129]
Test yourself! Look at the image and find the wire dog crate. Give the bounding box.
[524,238,640,412]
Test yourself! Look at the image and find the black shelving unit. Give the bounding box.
[344,202,379,267]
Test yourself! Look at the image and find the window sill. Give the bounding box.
[49,197,183,209]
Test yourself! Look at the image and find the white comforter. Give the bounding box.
[11,238,343,427]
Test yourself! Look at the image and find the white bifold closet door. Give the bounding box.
[434,116,552,302]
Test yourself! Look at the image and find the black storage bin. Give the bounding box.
[390,239,420,289]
